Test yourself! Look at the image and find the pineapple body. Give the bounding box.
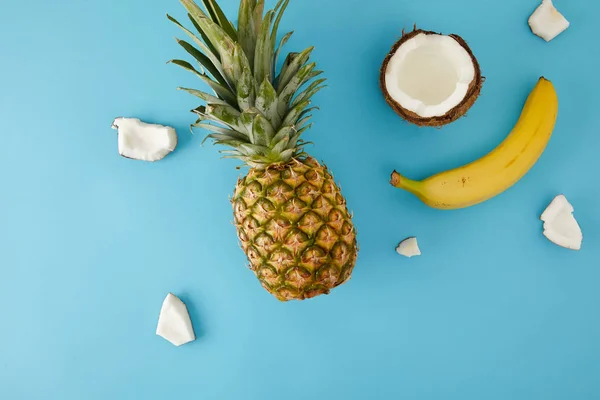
[233,157,357,301]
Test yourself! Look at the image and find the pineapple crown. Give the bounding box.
[168,0,326,169]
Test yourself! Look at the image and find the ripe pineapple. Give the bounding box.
[169,0,358,301]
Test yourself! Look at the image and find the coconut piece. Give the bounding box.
[541,195,582,251]
[529,0,570,42]
[111,117,178,162]
[380,28,483,127]
[156,293,196,347]
[396,237,421,258]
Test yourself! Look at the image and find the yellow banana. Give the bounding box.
[391,77,558,210]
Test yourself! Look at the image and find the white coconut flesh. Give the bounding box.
[396,237,422,258]
[384,33,476,118]
[156,293,196,347]
[541,195,582,251]
[112,117,178,162]
[529,0,570,42]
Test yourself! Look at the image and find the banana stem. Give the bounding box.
[390,171,422,195]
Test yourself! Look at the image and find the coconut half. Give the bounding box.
[541,195,583,251]
[112,117,178,162]
[380,28,483,127]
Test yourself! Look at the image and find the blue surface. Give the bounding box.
[1,0,599,399]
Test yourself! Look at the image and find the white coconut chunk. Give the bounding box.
[541,195,582,251]
[396,237,422,258]
[112,117,177,162]
[384,33,476,118]
[529,0,570,42]
[156,293,196,347]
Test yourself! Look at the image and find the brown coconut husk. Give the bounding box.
[380,27,484,128]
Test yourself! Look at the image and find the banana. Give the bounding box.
[391,77,558,210]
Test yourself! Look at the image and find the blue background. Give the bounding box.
[1,0,598,399]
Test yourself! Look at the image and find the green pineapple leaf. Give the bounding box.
[232,44,253,92]
[209,138,246,148]
[192,108,223,131]
[219,149,243,157]
[292,79,327,107]
[239,143,267,157]
[277,62,316,115]
[269,126,295,146]
[282,99,311,126]
[251,113,275,146]
[187,13,221,60]
[168,59,202,76]
[208,130,248,141]
[275,52,297,89]
[295,124,313,136]
[185,71,238,107]
[298,106,320,119]
[168,14,222,65]
[238,0,258,67]
[294,141,314,153]
[277,47,314,93]
[286,130,303,148]
[270,0,290,45]
[295,114,313,129]
[198,0,238,41]
[193,106,240,131]
[276,148,295,161]
[254,10,275,85]
[194,122,248,139]
[177,87,231,106]
[171,37,228,87]
[256,78,281,127]
[220,52,238,91]
[182,0,236,66]
[205,104,246,132]
[305,69,324,83]
[204,132,247,147]
[253,0,265,35]
[271,134,290,154]
[236,59,256,111]
[198,0,219,24]
[202,130,246,145]
[240,110,258,143]
[273,31,293,78]
[276,47,313,93]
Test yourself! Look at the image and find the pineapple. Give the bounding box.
[168,0,358,301]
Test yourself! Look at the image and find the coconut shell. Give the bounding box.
[380,28,484,127]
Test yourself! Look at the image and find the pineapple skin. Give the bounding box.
[232,157,358,301]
